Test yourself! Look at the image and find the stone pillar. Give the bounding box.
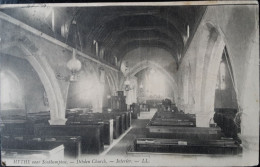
[239,34,259,162]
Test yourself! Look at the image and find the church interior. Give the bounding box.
[0,2,259,166]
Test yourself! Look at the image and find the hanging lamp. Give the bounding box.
[66,48,82,81]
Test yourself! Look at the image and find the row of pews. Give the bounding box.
[1,110,132,160]
[132,110,242,155]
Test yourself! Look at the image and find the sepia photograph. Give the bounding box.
[0,1,259,166]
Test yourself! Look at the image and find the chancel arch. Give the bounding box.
[120,60,178,104]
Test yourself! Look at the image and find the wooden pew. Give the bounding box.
[27,111,50,126]
[34,125,104,154]
[124,111,131,129]
[149,119,195,127]
[76,112,121,139]
[134,138,242,155]
[113,112,126,134]
[153,111,196,120]
[2,135,81,159]
[100,113,121,139]
[2,120,35,136]
[2,111,51,136]
[93,112,127,137]
[1,139,64,160]
[147,126,222,140]
[67,111,131,141]
[111,111,127,132]
[71,112,121,139]
[112,111,131,128]
[67,116,113,145]
[149,111,196,127]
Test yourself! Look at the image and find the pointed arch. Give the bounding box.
[120,60,178,102]
[194,22,236,127]
[0,42,67,124]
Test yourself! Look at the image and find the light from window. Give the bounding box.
[0,71,24,109]
[1,72,11,104]
[145,69,166,97]
[219,61,226,90]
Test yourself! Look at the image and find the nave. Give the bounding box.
[0,2,258,166]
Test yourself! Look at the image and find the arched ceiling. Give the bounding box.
[74,6,206,64]
[1,5,206,67]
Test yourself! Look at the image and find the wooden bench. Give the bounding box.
[134,138,242,155]
[67,116,113,145]
[71,112,121,139]
[120,111,131,129]
[2,121,35,136]
[1,139,64,160]
[153,112,196,120]
[147,126,222,140]
[113,112,126,134]
[2,135,81,158]
[110,111,129,132]
[100,113,121,139]
[34,125,104,154]
[95,112,127,137]
[152,111,195,123]
[149,119,196,127]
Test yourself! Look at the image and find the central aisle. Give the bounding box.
[105,108,157,155]
[105,119,150,155]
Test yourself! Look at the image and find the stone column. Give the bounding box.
[239,34,259,162]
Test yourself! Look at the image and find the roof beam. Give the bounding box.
[0,11,119,72]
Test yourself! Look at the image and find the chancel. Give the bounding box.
[0,1,259,166]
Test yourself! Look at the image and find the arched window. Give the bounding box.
[219,61,226,90]
[214,47,238,109]
[0,71,24,110]
[183,66,190,104]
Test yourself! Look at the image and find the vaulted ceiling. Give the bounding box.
[1,5,206,67]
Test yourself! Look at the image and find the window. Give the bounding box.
[184,70,189,104]
[219,61,226,90]
[0,71,24,110]
[1,72,10,104]
[216,61,226,90]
